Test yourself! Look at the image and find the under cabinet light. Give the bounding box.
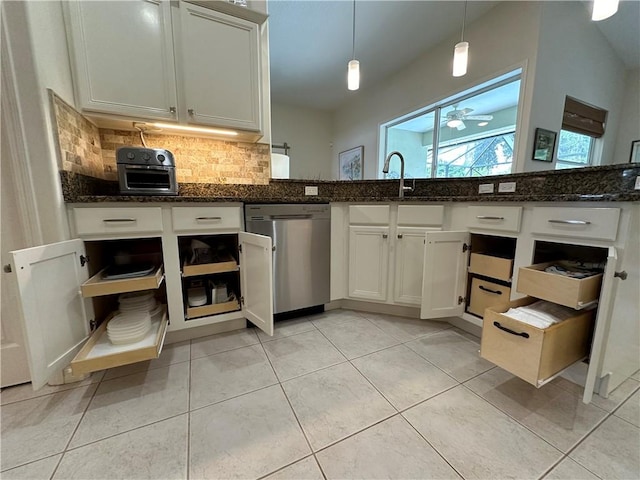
[149,122,238,136]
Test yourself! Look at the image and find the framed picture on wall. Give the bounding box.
[630,140,640,163]
[532,128,557,162]
[339,146,364,180]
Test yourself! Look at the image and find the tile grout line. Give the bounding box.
[255,339,325,479]
[186,340,192,480]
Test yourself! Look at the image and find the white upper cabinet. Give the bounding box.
[65,0,264,134]
[177,3,262,132]
[66,0,178,121]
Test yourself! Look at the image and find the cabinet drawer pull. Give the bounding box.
[493,321,529,338]
[103,218,137,223]
[397,234,403,239]
[479,285,502,295]
[548,219,591,225]
[614,271,628,280]
[476,216,504,220]
[196,216,222,222]
[188,108,195,116]
[382,234,388,239]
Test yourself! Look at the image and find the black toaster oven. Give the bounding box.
[116,147,178,195]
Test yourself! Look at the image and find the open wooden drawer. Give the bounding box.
[516,262,602,309]
[81,265,165,297]
[71,307,168,375]
[480,297,595,387]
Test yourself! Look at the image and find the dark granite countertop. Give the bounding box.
[61,164,640,204]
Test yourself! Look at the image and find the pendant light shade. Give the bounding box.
[348,60,360,91]
[452,41,469,77]
[452,2,468,77]
[591,0,619,21]
[347,0,359,91]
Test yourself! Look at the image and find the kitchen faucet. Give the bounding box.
[382,151,414,198]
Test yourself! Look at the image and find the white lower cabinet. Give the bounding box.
[394,227,438,305]
[11,205,274,391]
[348,226,389,301]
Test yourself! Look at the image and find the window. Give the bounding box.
[555,96,606,170]
[556,129,594,169]
[381,70,522,179]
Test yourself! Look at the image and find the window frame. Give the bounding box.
[380,69,523,179]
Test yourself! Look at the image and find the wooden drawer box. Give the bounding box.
[480,297,595,387]
[469,253,513,282]
[468,277,511,317]
[517,262,602,309]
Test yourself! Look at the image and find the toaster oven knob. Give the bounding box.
[127,152,135,160]
[157,154,166,162]
[142,153,151,161]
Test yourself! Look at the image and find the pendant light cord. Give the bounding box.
[352,0,356,60]
[461,1,467,42]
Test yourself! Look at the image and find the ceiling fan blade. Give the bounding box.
[456,121,466,131]
[465,114,493,121]
[461,108,473,115]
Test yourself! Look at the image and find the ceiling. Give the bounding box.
[268,1,640,112]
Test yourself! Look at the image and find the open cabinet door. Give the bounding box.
[11,239,92,390]
[583,246,617,404]
[239,232,274,336]
[420,231,470,319]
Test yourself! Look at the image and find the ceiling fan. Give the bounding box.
[445,106,493,130]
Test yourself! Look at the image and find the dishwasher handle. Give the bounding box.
[269,214,313,220]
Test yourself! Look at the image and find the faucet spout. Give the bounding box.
[383,151,413,198]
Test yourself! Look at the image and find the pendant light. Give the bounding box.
[452,1,469,78]
[347,0,360,91]
[591,0,619,21]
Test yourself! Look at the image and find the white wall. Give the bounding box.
[612,68,640,165]
[3,1,75,244]
[332,1,542,179]
[270,103,333,179]
[525,1,627,172]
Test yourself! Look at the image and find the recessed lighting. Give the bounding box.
[478,121,489,127]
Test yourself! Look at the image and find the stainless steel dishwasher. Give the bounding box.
[244,204,330,314]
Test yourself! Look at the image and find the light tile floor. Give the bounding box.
[1,309,639,480]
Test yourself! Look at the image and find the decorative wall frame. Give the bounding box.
[532,128,557,162]
[339,145,364,180]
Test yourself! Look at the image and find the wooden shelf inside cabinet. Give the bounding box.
[70,306,168,376]
[81,265,165,298]
[186,298,240,319]
[182,258,239,277]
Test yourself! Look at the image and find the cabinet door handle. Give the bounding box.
[614,271,628,280]
[103,218,136,223]
[479,285,502,295]
[397,234,403,239]
[196,216,222,222]
[169,106,176,113]
[188,108,195,116]
[476,215,504,220]
[382,234,388,239]
[493,321,529,338]
[548,219,591,225]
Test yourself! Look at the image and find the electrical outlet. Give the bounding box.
[635,176,640,190]
[479,183,494,194]
[499,182,516,193]
[305,186,318,196]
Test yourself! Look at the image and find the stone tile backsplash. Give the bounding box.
[51,91,270,185]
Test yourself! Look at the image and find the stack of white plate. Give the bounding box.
[107,312,151,345]
[106,291,161,345]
